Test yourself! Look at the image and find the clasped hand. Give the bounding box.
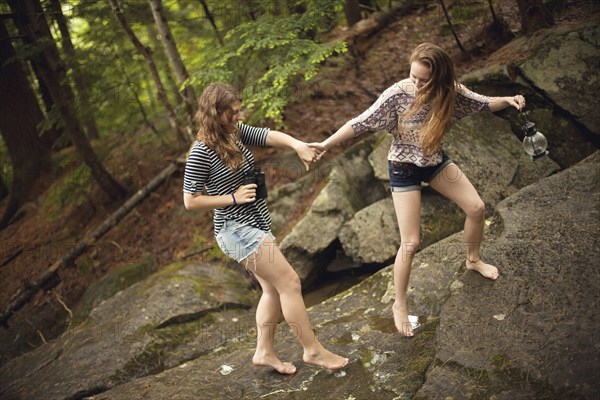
[294,142,325,171]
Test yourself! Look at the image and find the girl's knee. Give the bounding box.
[286,272,302,292]
[399,240,420,256]
[466,200,485,220]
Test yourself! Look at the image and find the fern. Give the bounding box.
[187,0,347,126]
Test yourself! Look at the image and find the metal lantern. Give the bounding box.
[521,113,549,160]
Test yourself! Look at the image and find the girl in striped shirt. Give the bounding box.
[183,83,348,374]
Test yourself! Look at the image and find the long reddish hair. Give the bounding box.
[195,83,244,170]
[404,43,457,155]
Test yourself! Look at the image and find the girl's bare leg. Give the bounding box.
[248,237,348,370]
[251,273,296,374]
[391,190,422,337]
[429,163,499,280]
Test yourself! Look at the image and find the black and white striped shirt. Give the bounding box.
[183,123,272,236]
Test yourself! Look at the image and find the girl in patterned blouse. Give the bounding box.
[310,43,526,337]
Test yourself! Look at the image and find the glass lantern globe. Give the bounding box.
[522,120,549,160]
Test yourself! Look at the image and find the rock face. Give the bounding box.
[460,20,599,173]
[519,23,600,136]
[0,262,258,400]
[443,112,559,198]
[4,152,595,400]
[416,151,600,399]
[278,135,387,283]
[338,197,399,265]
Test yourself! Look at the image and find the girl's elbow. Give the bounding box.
[183,195,195,211]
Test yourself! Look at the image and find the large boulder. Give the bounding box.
[52,152,599,400]
[73,254,156,321]
[519,107,596,169]
[48,210,474,400]
[416,151,600,399]
[0,262,258,400]
[260,151,330,235]
[338,193,464,265]
[443,112,559,199]
[464,21,600,142]
[279,134,388,284]
[518,23,600,136]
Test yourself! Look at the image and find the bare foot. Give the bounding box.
[392,301,414,337]
[466,259,499,280]
[253,353,297,375]
[303,346,348,371]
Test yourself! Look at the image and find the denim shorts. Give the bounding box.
[388,152,452,192]
[216,220,275,265]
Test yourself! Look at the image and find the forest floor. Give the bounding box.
[0,0,595,359]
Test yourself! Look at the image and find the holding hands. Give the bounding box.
[294,141,325,171]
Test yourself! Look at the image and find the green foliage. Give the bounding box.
[187,0,347,126]
[66,1,171,138]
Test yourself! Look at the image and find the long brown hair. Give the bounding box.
[195,83,244,170]
[404,43,457,155]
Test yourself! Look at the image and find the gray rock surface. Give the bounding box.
[279,135,387,283]
[25,151,594,400]
[42,213,471,400]
[519,23,600,135]
[0,262,257,400]
[263,151,330,235]
[416,151,600,399]
[444,112,559,199]
[338,193,464,266]
[73,254,156,321]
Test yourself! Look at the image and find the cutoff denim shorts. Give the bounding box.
[216,219,275,265]
[388,152,452,192]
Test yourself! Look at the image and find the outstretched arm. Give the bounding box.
[489,95,526,112]
[266,130,322,170]
[312,123,355,151]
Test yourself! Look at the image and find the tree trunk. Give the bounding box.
[48,0,100,140]
[113,50,161,138]
[516,0,554,34]
[438,0,468,58]
[8,0,127,201]
[108,0,190,144]
[146,24,183,107]
[28,51,64,148]
[198,0,224,46]
[149,0,197,112]
[344,0,362,27]
[485,0,514,46]
[0,175,8,202]
[0,18,52,230]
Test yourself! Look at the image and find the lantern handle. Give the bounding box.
[517,109,530,124]
[517,109,538,136]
